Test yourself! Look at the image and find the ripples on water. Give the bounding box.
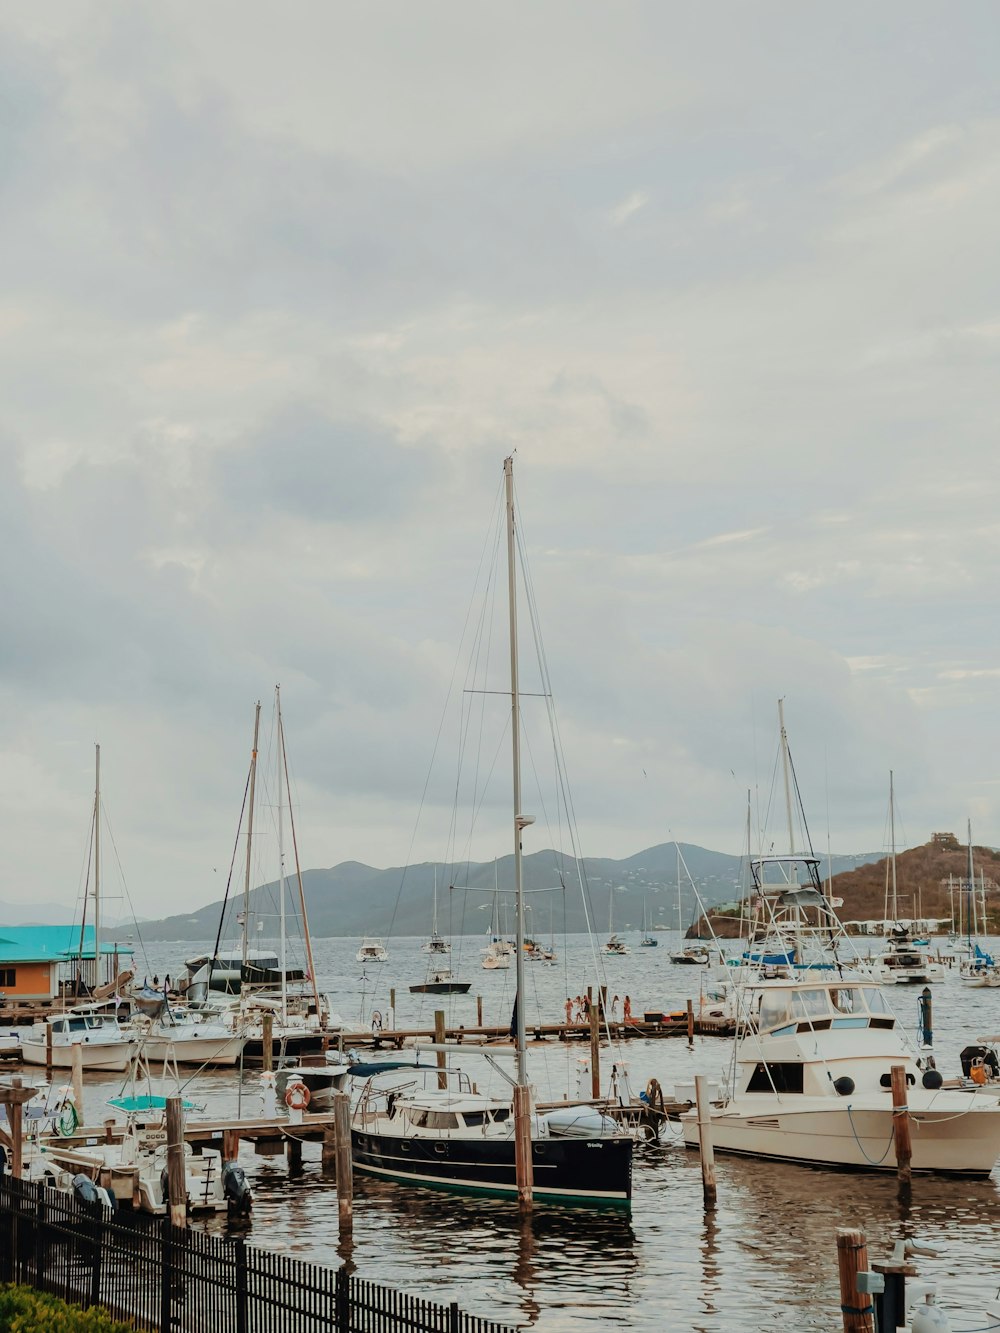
[100,933,1000,1330]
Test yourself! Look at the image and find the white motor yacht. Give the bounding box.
[20,1006,135,1072]
[133,1008,246,1066]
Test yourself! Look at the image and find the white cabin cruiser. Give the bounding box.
[681,971,1000,1174]
[132,1007,246,1066]
[869,925,943,986]
[20,1007,135,1072]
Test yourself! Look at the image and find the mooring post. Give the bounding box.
[333,1090,353,1237]
[588,987,600,1099]
[71,1042,85,1121]
[890,1064,912,1188]
[322,1120,337,1176]
[261,1012,273,1073]
[435,1009,447,1090]
[694,1075,716,1209]
[513,1081,533,1213]
[687,998,695,1047]
[477,994,483,1027]
[223,1130,240,1162]
[918,987,933,1048]
[165,1095,187,1229]
[389,988,396,1028]
[286,1134,303,1174]
[836,1228,874,1332]
[45,1023,53,1076]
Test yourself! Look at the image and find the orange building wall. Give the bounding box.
[0,961,57,1000]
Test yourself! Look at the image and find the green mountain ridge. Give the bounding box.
[135,842,884,943]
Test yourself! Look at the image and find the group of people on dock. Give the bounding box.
[564,994,632,1025]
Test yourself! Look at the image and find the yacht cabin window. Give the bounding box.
[791,989,829,1020]
[830,988,861,1014]
[758,990,793,1030]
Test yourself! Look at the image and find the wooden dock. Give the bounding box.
[341,1012,736,1051]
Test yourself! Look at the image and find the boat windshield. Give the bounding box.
[790,989,829,1020]
[830,987,862,1014]
[861,987,892,1015]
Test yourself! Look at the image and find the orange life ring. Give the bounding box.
[284,1081,311,1111]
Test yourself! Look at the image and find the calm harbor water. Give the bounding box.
[78,932,1000,1330]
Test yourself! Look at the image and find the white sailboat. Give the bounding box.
[22,746,135,1073]
[670,846,709,965]
[869,773,942,985]
[602,888,631,956]
[421,869,451,955]
[958,822,1000,986]
[639,898,657,947]
[350,456,633,1209]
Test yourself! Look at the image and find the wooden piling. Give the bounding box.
[165,1095,187,1228]
[434,1010,447,1090]
[694,1075,716,1209]
[890,1064,912,1187]
[477,995,483,1027]
[836,1228,874,1332]
[513,1082,533,1214]
[223,1130,240,1161]
[588,988,600,1098]
[71,1043,84,1119]
[261,1013,274,1073]
[333,1090,353,1236]
[686,999,695,1046]
[286,1135,303,1173]
[45,1023,53,1076]
[322,1121,337,1176]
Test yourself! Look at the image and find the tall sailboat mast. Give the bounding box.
[242,702,261,967]
[778,698,795,858]
[504,456,531,1085]
[504,455,534,1212]
[889,770,898,922]
[276,686,288,1025]
[279,699,324,1022]
[93,743,101,990]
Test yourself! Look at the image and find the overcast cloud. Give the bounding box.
[2,3,999,919]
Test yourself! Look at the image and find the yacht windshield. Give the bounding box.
[758,990,793,1030]
[830,988,862,1014]
[791,989,829,1020]
[861,988,892,1015]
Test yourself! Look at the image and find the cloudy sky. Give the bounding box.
[2,3,999,919]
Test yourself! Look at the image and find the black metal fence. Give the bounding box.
[0,1176,514,1333]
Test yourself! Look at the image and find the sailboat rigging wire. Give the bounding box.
[383,475,506,947]
[211,763,254,970]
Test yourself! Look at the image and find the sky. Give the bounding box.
[2,2,999,919]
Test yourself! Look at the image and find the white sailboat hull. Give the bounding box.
[681,1093,1000,1176]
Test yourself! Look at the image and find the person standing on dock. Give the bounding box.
[611,995,620,1022]
[565,997,574,1026]
[623,995,632,1024]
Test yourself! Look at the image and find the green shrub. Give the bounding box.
[0,1285,135,1332]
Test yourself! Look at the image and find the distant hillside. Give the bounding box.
[136,841,882,942]
[695,834,998,936]
[830,835,999,927]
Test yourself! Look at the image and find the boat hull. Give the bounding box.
[409,981,472,994]
[141,1034,245,1066]
[681,1097,1000,1176]
[21,1039,133,1072]
[352,1128,633,1208]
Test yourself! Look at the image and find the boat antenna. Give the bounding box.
[777,699,795,858]
[94,743,101,992]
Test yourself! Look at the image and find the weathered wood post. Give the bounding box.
[389,988,396,1028]
[588,987,600,1099]
[71,1043,85,1121]
[694,1075,716,1209]
[890,1065,912,1188]
[513,1082,533,1214]
[836,1228,875,1332]
[434,1009,447,1090]
[261,1012,273,1073]
[164,1095,187,1228]
[0,1078,38,1180]
[477,995,483,1027]
[687,998,695,1047]
[333,1090,353,1237]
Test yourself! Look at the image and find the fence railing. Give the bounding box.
[0,1176,514,1333]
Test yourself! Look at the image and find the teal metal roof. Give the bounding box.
[0,925,135,962]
